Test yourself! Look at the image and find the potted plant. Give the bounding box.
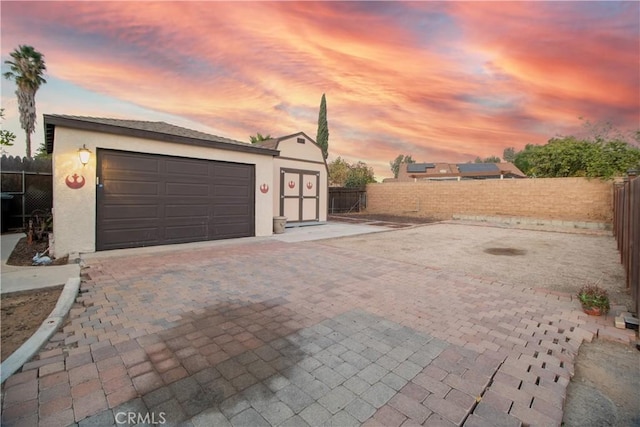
[577,284,610,316]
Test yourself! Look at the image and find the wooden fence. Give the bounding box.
[328,187,367,213]
[1,156,53,232]
[613,176,640,315]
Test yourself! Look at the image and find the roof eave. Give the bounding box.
[43,115,280,156]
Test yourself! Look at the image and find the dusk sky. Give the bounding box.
[2,1,639,179]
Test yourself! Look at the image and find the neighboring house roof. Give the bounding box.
[43,115,280,156]
[407,163,435,173]
[397,161,526,181]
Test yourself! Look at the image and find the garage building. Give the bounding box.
[45,115,327,255]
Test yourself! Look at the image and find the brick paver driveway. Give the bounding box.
[2,226,613,427]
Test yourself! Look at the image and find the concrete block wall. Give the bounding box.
[365,177,613,223]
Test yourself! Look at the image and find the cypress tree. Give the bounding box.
[316,94,329,159]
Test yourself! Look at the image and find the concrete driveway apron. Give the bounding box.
[1,236,609,427]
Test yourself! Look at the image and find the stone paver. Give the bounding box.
[1,227,624,426]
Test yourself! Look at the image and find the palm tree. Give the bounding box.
[4,45,47,158]
[249,133,271,144]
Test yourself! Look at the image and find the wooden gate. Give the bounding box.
[328,187,366,213]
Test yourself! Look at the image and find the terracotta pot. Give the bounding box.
[582,306,603,316]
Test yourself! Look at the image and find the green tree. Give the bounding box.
[529,137,592,177]
[474,155,501,163]
[0,108,16,148]
[344,161,376,188]
[389,154,415,178]
[3,45,47,158]
[328,157,376,187]
[503,147,516,163]
[328,157,351,186]
[316,93,329,159]
[513,144,540,176]
[514,137,640,179]
[588,140,640,177]
[249,133,271,144]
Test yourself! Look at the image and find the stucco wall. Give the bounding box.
[365,177,613,223]
[52,127,274,256]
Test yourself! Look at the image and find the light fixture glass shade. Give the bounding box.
[78,145,91,165]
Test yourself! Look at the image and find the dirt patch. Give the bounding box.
[6,236,68,266]
[563,339,640,426]
[1,286,63,361]
[329,213,438,224]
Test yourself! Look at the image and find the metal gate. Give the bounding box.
[0,156,52,232]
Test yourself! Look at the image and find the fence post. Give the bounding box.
[21,170,26,229]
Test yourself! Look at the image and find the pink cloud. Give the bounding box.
[2,1,637,178]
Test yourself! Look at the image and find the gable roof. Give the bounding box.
[44,115,279,156]
[254,131,319,150]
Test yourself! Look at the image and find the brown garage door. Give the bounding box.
[96,149,255,251]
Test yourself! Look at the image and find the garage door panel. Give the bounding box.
[164,224,208,240]
[97,150,255,251]
[166,204,209,218]
[103,154,159,174]
[100,218,162,230]
[102,205,160,220]
[213,223,252,236]
[165,182,209,196]
[101,228,159,248]
[101,198,160,208]
[101,196,160,206]
[166,159,209,176]
[104,180,159,196]
[212,204,250,217]
[210,215,252,225]
[215,185,251,197]
[214,163,252,178]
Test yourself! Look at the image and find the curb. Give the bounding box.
[0,276,80,384]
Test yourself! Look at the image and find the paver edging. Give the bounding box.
[0,276,81,384]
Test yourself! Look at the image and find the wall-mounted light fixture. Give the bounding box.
[78,144,91,166]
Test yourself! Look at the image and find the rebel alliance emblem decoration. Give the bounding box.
[65,174,86,189]
[306,182,313,190]
[288,181,296,189]
[260,183,269,194]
